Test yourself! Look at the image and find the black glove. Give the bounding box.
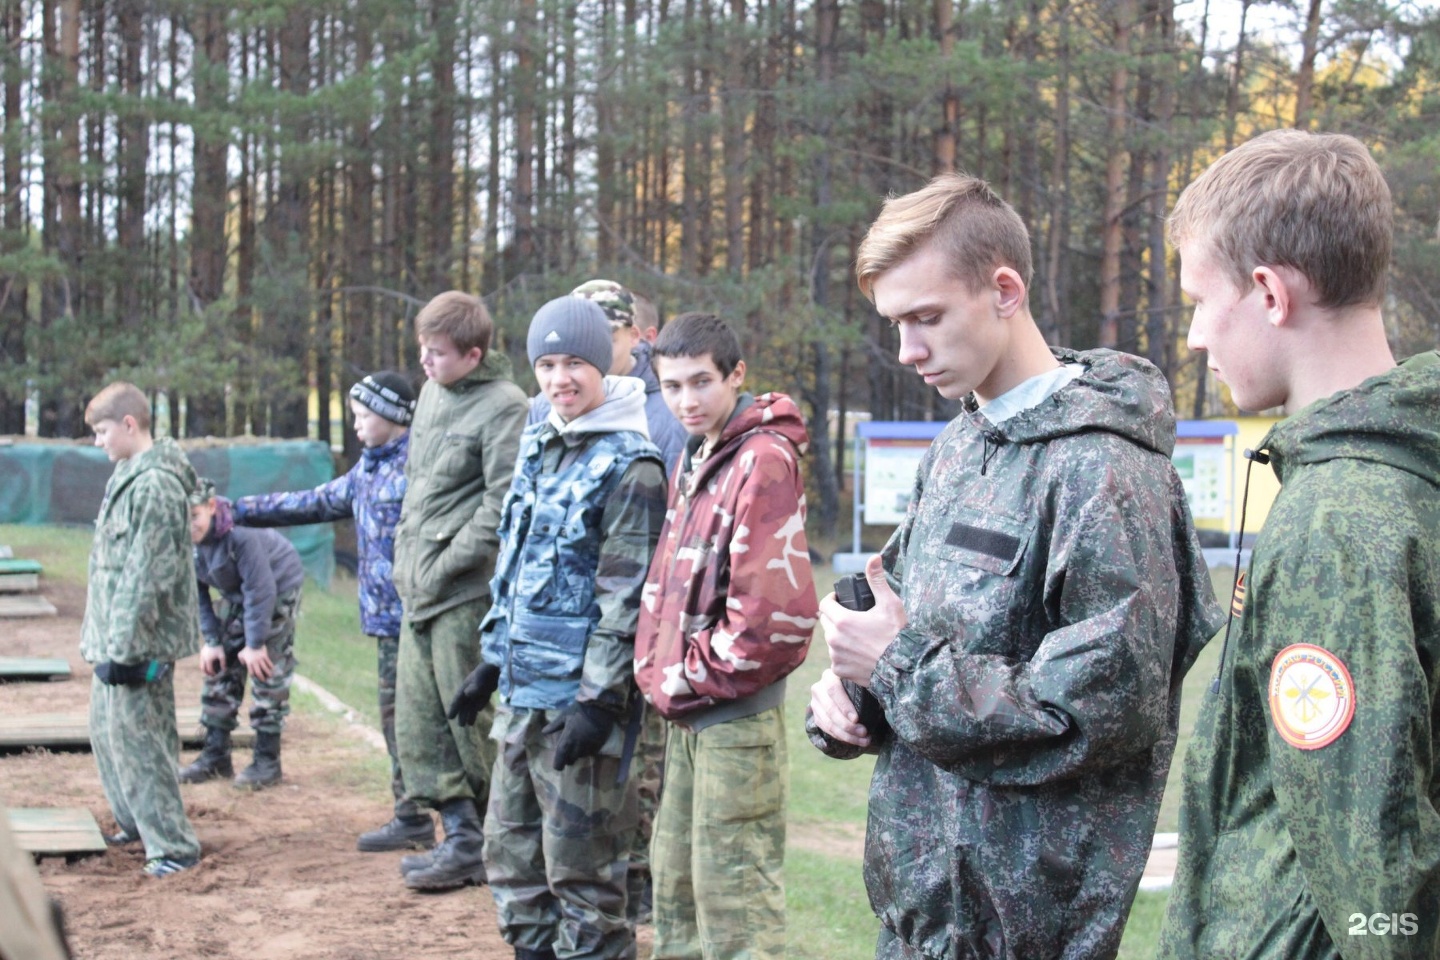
[447,662,501,727]
[94,660,171,686]
[542,701,618,771]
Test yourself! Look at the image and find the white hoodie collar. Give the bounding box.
[546,375,651,439]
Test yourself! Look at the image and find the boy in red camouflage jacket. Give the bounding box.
[634,311,818,960]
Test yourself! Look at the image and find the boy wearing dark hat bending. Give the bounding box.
[179,477,306,790]
[231,371,424,851]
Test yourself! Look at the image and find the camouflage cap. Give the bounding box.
[571,279,637,328]
[189,476,218,506]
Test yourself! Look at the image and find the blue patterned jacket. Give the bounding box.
[234,433,408,638]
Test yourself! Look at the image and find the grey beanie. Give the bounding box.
[527,296,613,374]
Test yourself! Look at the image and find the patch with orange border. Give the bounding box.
[1268,643,1355,749]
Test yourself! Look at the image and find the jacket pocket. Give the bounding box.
[695,709,784,823]
[507,609,589,688]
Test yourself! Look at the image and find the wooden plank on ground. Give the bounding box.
[0,657,72,680]
[6,807,106,857]
[0,707,254,750]
[0,572,40,593]
[0,558,42,574]
[0,595,57,618]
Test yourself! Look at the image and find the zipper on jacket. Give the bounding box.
[1211,447,1269,695]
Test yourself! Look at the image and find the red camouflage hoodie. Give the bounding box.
[634,392,819,723]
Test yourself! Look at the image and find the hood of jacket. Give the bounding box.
[1261,350,1440,487]
[110,436,198,505]
[686,392,810,487]
[630,340,662,395]
[546,374,650,438]
[977,347,1177,458]
[444,346,516,392]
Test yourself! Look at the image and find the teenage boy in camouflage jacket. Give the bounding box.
[81,382,203,878]
[449,295,666,960]
[634,312,819,960]
[392,291,527,891]
[1159,131,1440,959]
[234,370,422,851]
[809,175,1221,960]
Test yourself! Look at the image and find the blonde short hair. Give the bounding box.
[855,173,1033,299]
[1169,129,1391,309]
[85,382,151,431]
[414,291,493,355]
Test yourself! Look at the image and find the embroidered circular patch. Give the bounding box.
[1268,643,1355,750]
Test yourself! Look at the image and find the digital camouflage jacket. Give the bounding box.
[235,432,408,638]
[816,349,1221,959]
[1160,351,1440,960]
[393,349,527,624]
[635,393,819,727]
[80,437,202,665]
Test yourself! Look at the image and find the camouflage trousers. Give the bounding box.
[199,589,301,734]
[374,634,420,819]
[651,707,788,960]
[89,672,201,862]
[485,707,639,960]
[395,598,495,809]
[627,705,666,911]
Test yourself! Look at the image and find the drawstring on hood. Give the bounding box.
[980,431,1003,476]
[1210,447,1269,695]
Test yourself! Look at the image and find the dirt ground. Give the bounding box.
[2,579,653,960]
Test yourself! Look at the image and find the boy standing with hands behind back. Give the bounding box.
[634,312,819,960]
[393,290,528,891]
[81,381,203,878]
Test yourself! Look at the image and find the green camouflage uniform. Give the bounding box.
[813,350,1221,959]
[1160,352,1440,960]
[392,349,527,810]
[198,591,301,734]
[81,437,202,863]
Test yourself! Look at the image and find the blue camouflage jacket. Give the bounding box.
[234,433,408,638]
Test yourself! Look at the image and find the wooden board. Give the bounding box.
[0,707,254,750]
[6,807,106,857]
[0,558,42,574]
[0,572,40,593]
[0,657,72,680]
[0,595,57,618]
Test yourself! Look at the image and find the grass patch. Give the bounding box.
[0,523,95,584]
[1118,892,1170,958]
[786,848,880,960]
[291,571,383,728]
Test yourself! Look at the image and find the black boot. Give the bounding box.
[357,814,435,853]
[398,847,435,877]
[178,727,232,784]
[515,949,557,960]
[403,799,487,890]
[233,731,282,789]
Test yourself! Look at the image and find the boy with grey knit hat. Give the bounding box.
[450,295,668,960]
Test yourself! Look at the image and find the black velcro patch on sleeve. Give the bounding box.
[945,522,1021,564]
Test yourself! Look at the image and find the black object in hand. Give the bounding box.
[833,572,876,612]
[94,660,171,686]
